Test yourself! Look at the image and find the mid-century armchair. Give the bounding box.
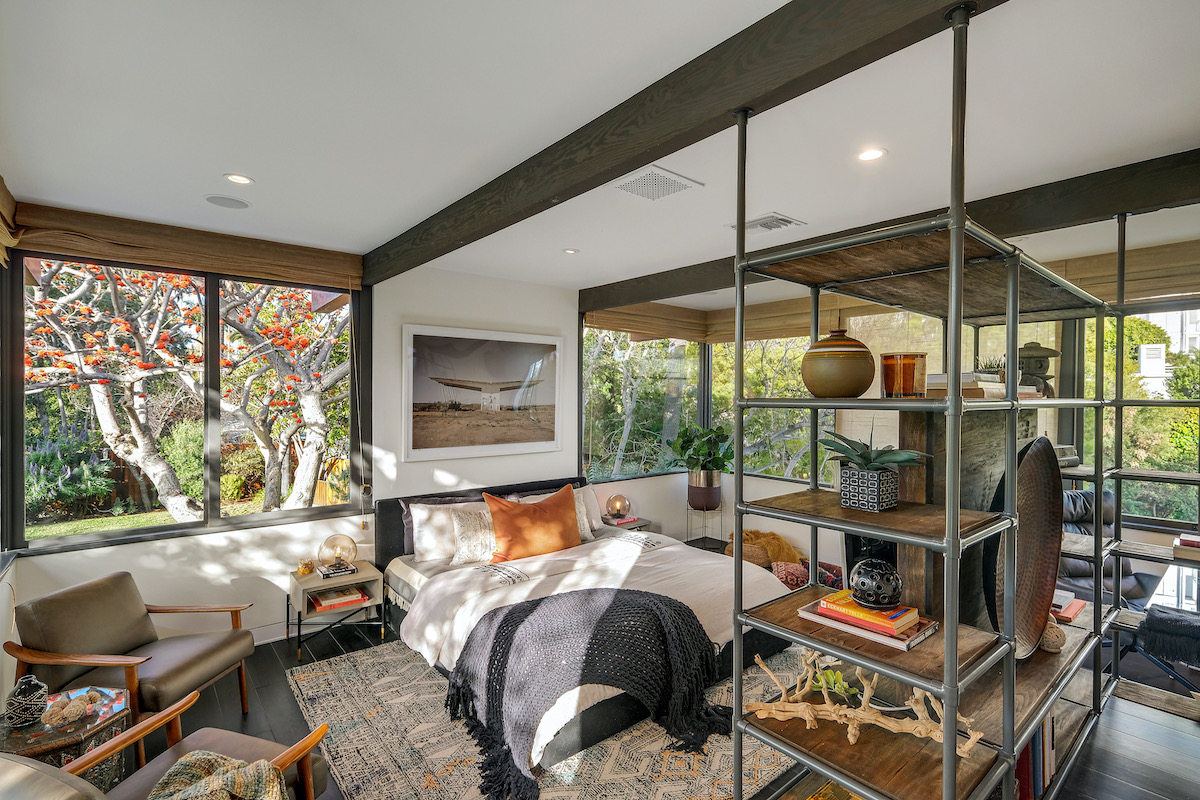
[0,691,330,800]
[4,571,255,763]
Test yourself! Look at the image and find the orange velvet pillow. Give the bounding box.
[485,484,581,563]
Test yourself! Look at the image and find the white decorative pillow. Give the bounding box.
[579,486,603,531]
[410,501,490,562]
[519,488,594,542]
[449,507,496,565]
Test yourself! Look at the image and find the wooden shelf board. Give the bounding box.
[1048,696,1092,775]
[1111,608,1145,633]
[1115,468,1200,486]
[746,712,997,800]
[1059,533,1113,561]
[1113,679,1200,722]
[959,623,1094,747]
[759,225,1094,324]
[749,489,1003,543]
[746,586,999,685]
[1115,540,1176,563]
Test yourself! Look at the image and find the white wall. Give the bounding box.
[371,267,580,499]
[11,515,373,645]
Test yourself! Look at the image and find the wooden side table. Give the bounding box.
[603,515,653,532]
[287,559,386,661]
[0,687,129,791]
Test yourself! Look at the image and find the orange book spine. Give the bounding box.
[818,590,915,629]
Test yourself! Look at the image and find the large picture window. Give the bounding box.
[13,255,363,547]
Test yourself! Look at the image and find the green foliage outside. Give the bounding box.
[25,433,115,521]
[162,418,205,500]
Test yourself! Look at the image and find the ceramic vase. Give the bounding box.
[801,329,875,398]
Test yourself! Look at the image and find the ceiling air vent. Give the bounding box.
[734,212,807,234]
[613,165,703,201]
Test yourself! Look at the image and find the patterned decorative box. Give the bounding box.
[0,687,129,791]
[839,464,899,512]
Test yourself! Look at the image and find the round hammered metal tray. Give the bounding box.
[994,437,1064,659]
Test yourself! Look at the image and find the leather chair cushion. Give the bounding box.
[16,572,158,692]
[106,727,328,800]
[66,629,254,712]
[0,753,107,800]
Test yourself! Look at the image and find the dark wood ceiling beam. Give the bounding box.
[363,0,1007,286]
[579,147,1200,312]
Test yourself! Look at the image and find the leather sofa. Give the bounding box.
[1057,489,1158,610]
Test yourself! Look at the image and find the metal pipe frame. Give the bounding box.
[731,106,750,800]
[1016,635,1101,753]
[1112,469,1200,486]
[963,219,1106,309]
[738,501,956,551]
[1117,295,1200,316]
[741,214,952,273]
[738,396,949,412]
[1092,304,1106,717]
[808,285,820,578]
[1001,253,1020,799]
[942,8,970,798]
[1037,712,1100,800]
[1110,397,1200,408]
[1111,212,1128,681]
[958,637,1015,691]
[813,255,1004,291]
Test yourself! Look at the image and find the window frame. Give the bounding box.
[2,249,372,554]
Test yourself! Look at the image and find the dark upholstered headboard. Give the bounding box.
[373,476,588,570]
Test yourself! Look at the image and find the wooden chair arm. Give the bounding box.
[145,602,253,629]
[62,692,200,776]
[270,723,329,771]
[3,641,149,669]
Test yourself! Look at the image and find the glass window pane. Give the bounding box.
[23,258,205,539]
[219,282,351,516]
[582,330,698,479]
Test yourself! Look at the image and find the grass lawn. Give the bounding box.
[25,498,264,540]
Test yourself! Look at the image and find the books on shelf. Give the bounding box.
[1173,537,1200,562]
[926,385,1043,399]
[817,589,917,634]
[1051,589,1074,612]
[798,597,940,651]
[317,562,358,579]
[927,371,1004,386]
[1051,598,1086,623]
[309,586,369,613]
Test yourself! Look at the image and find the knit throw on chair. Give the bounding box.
[446,587,729,800]
[1139,605,1200,666]
[148,750,287,800]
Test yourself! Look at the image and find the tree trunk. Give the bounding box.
[610,356,643,477]
[282,392,330,509]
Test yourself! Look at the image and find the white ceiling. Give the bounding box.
[3,0,1199,302]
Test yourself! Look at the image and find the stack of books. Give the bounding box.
[1173,533,1200,562]
[603,515,640,525]
[317,561,358,579]
[1050,589,1084,623]
[925,372,1042,399]
[309,586,369,613]
[1016,714,1056,799]
[797,589,940,651]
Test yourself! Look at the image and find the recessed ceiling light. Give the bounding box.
[224,173,254,185]
[563,248,579,254]
[205,195,251,210]
[858,147,887,161]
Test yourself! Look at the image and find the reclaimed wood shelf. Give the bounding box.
[1110,608,1145,633]
[1059,532,1114,561]
[745,711,998,800]
[745,585,999,685]
[757,220,1098,326]
[1114,467,1200,485]
[1114,539,1177,564]
[748,489,1004,548]
[958,623,1094,746]
[1112,678,1200,722]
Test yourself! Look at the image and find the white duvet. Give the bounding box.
[398,530,789,764]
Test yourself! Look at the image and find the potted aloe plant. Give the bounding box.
[669,425,734,511]
[820,431,927,512]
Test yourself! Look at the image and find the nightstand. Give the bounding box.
[287,559,385,661]
[603,516,653,532]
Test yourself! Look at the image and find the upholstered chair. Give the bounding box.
[4,572,255,763]
[0,692,329,800]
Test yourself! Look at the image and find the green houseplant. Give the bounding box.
[819,431,927,512]
[669,425,734,511]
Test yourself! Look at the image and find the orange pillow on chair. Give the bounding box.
[485,484,581,563]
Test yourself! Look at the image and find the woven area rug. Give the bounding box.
[288,641,803,800]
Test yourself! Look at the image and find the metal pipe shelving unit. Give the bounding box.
[729,7,1111,800]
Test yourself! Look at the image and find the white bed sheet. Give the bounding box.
[395,529,788,764]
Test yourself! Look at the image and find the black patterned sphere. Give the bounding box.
[849,558,903,609]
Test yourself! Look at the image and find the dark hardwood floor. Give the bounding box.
[153,617,1200,800]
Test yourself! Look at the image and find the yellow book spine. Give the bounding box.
[818,590,915,626]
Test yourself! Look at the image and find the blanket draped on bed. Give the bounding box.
[446,587,729,800]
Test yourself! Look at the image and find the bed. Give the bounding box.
[373,476,790,767]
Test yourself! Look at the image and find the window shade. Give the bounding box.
[15,203,362,289]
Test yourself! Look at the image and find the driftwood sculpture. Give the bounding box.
[745,650,984,757]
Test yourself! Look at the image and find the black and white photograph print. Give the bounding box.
[402,325,561,461]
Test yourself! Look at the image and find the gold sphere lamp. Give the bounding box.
[319,534,358,570]
[605,494,631,517]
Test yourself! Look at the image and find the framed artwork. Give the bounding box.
[402,325,562,461]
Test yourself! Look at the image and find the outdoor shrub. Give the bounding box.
[220,473,246,503]
[162,418,204,500]
[25,430,115,520]
[223,445,265,493]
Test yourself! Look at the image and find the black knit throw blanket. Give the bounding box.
[1138,604,1200,665]
[446,587,729,800]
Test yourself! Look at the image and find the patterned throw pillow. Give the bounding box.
[449,507,496,565]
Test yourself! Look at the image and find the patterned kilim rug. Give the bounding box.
[287,640,803,800]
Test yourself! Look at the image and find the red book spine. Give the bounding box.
[817,606,909,637]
